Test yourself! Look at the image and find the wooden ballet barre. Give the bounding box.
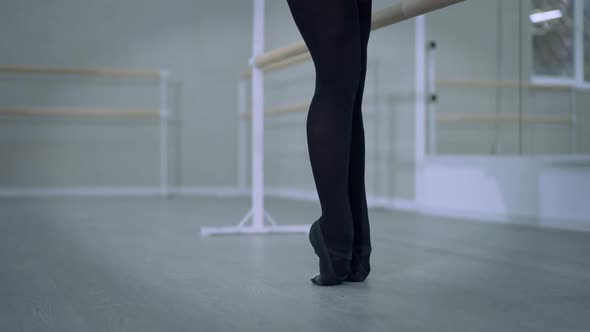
[0,106,160,118]
[242,53,312,78]
[372,0,464,30]
[0,65,162,78]
[437,79,575,91]
[241,102,310,118]
[437,113,573,124]
[253,0,466,68]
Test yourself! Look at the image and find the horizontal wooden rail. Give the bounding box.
[437,113,572,124]
[0,106,160,118]
[0,65,162,78]
[242,53,312,78]
[241,102,310,118]
[437,79,577,91]
[253,0,465,68]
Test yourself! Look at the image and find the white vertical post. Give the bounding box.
[251,0,266,229]
[415,16,427,163]
[238,78,249,191]
[570,87,577,154]
[571,0,583,154]
[427,40,437,156]
[159,70,170,196]
[414,15,427,209]
[373,60,388,201]
[574,0,584,85]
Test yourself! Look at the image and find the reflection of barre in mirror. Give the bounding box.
[430,79,580,155]
[433,80,582,129]
[200,0,467,237]
[425,37,580,155]
[0,65,171,196]
[436,112,573,124]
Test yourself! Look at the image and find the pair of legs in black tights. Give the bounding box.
[286,0,372,285]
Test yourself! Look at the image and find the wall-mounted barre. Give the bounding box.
[0,65,162,79]
[437,113,573,124]
[437,79,577,91]
[0,64,171,196]
[251,0,466,69]
[0,106,159,118]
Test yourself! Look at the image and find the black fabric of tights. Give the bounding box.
[286,0,372,255]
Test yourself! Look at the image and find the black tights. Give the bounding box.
[286,0,372,255]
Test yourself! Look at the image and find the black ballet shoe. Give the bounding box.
[309,219,350,286]
[345,248,371,282]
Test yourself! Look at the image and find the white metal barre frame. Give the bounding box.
[201,0,309,236]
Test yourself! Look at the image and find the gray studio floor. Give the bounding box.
[1,196,589,332]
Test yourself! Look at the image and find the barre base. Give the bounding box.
[201,224,311,236]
